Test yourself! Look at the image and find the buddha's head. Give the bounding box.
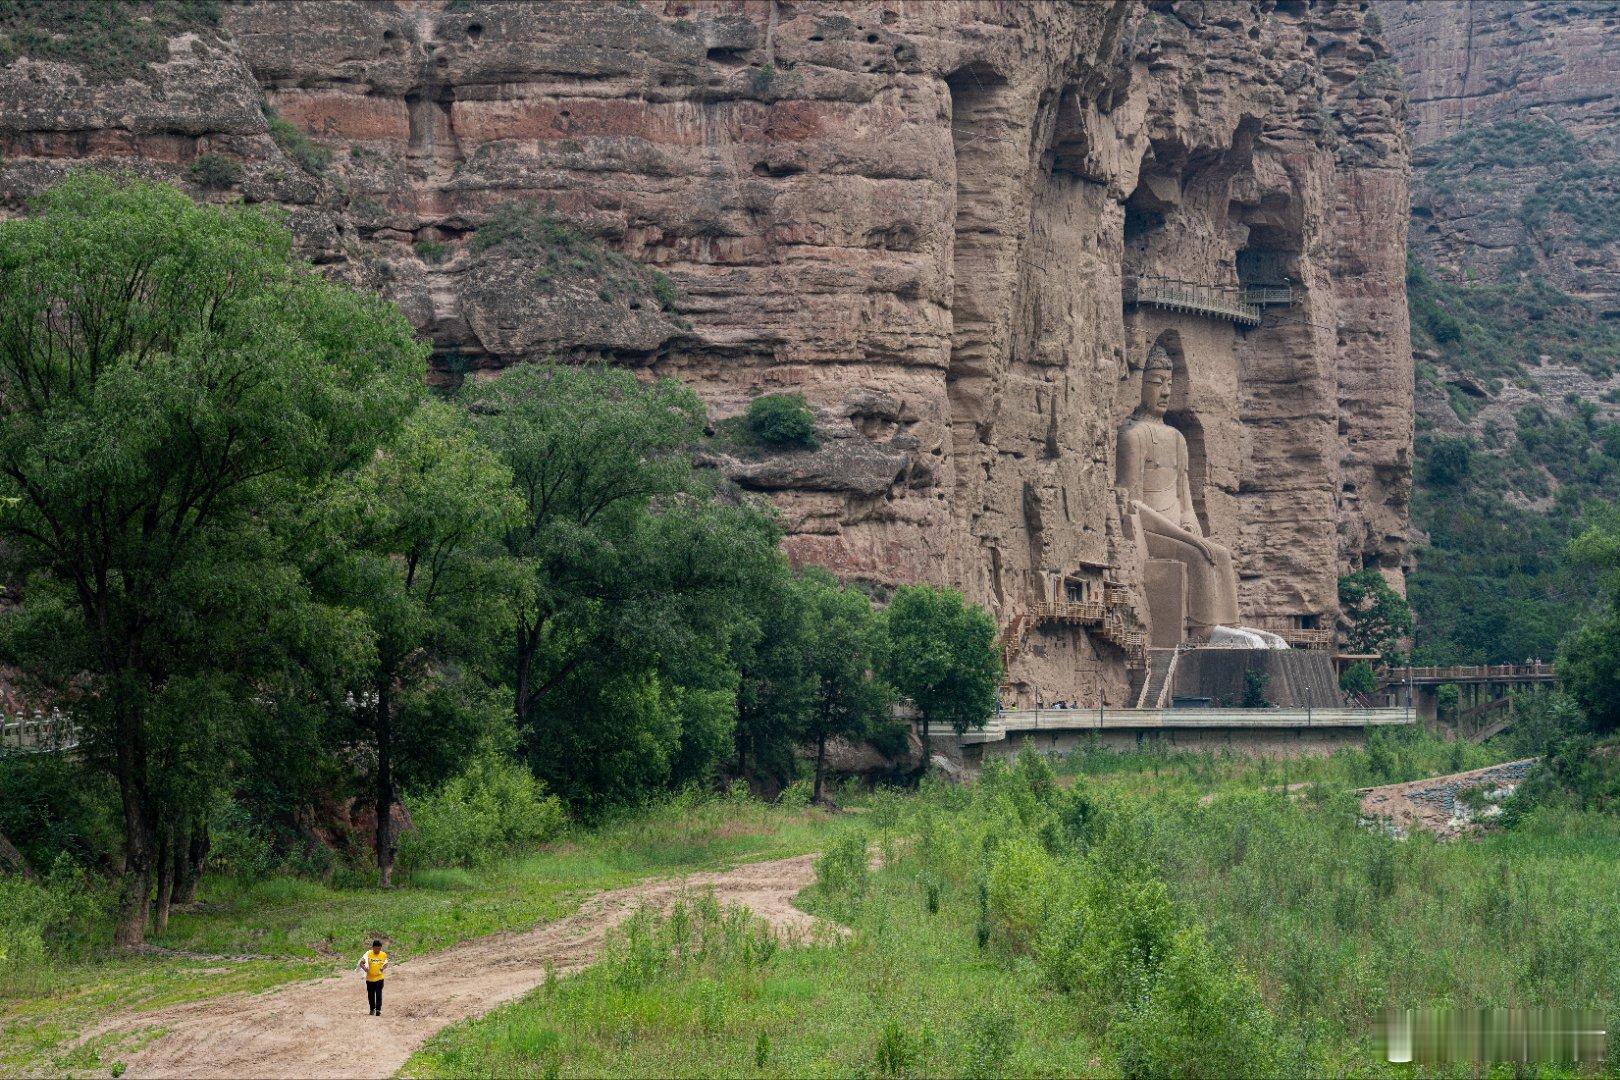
[1138,344,1174,418]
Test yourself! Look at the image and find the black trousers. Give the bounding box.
[366,979,384,1013]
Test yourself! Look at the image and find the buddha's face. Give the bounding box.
[1140,366,1173,417]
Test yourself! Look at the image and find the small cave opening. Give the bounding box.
[466,22,483,40]
[706,45,749,66]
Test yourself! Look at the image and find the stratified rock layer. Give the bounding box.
[0,0,1413,704]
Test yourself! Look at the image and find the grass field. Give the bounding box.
[0,792,841,1077]
[407,732,1620,1079]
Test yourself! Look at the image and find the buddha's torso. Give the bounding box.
[1124,418,1185,518]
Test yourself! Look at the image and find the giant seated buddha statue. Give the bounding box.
[1115,345,1285,650]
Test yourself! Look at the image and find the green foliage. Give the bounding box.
[1421,435,1472,487]
[398,755,566,873]
[1107,925,1290,1079]
[187,152,242,190]
[468,201,678,311]
[880,584,1001,742]
[0,1,221,84]
[414,239,449,263]
[1337,569,1412,661]
[796,568,896,799]
[264,108,330,175]
[468,363,782,811]
[0,754,118,872]
[1240,668,1270,709]
[1339,660,1377,697]
[0,858,113,978]
[744,393,817,448]
[0,173,424,941]
[813,828,870,901]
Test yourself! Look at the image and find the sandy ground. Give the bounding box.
[1357,758,1537,838]
[90,853,827,1080]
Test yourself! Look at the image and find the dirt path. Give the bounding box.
[92,854,826,1080]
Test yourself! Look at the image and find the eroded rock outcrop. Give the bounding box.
[0,0,1412,704]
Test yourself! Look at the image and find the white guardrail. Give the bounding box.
[940,707,1413,744]
[0,711,80,754]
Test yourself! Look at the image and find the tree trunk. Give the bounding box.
[375,678,395,889]
[0,829,34,880]
[813,733,827,804]
[152,825,173,937]
[113,694,153,949]
[173,818,207,905]
[514,622,534,730]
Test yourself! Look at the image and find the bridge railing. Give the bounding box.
[946,706,1412,743]
[1,710,80,754]
[1380,663,1557,683]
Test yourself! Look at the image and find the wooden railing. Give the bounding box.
[1243,285,1296,306]
[1380,663,1557,685]
[1274,627,1334,649]
[1125,277,1262,327]
[1032,600,1106,625]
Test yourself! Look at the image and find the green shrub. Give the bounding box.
[1339,660,1377,697]
[264,108,330,174]
[985,834,1057,950]
[814,828,869,898]
[414,239,448,264]
[745,393,817,448]
[397,754,566,873]
[187,152,242,190]
[0,856,112,982]
[1107,926,1293,1079]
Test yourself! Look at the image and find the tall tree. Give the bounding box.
[1338,569,1414,661]
[0,175,423,944]
[469,363,782,808]
[310,399,519,885]
[880,584,1000,758]
[795,569,893,802]
[467,363,703,731]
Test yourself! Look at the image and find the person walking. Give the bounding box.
[357,939,389,1015]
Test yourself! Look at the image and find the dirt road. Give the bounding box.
[93,853,826,1080]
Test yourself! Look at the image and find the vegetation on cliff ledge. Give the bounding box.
[0,0,221,83]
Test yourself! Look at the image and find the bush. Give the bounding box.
[745,393,817,448]
[814,828,869,899]
[264,109,330,174]
[398,755,567,873]
[1339,660,1377,697]
[985,835,1057,950]
[187,152,242,190]
[0,856,112,983]
[1107,926,1293,1079]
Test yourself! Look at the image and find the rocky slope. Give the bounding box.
[1381,1,1620,663]
[0,0,1412,703]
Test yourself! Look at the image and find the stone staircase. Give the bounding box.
[1135,648,1179,709]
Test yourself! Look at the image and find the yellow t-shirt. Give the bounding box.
[363,950,387,982]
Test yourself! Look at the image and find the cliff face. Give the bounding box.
[0,0,1412,703]
[1380,1,1620,664]
[1382,0,1620,310]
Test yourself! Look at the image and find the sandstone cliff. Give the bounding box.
[0,0,1412,703]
